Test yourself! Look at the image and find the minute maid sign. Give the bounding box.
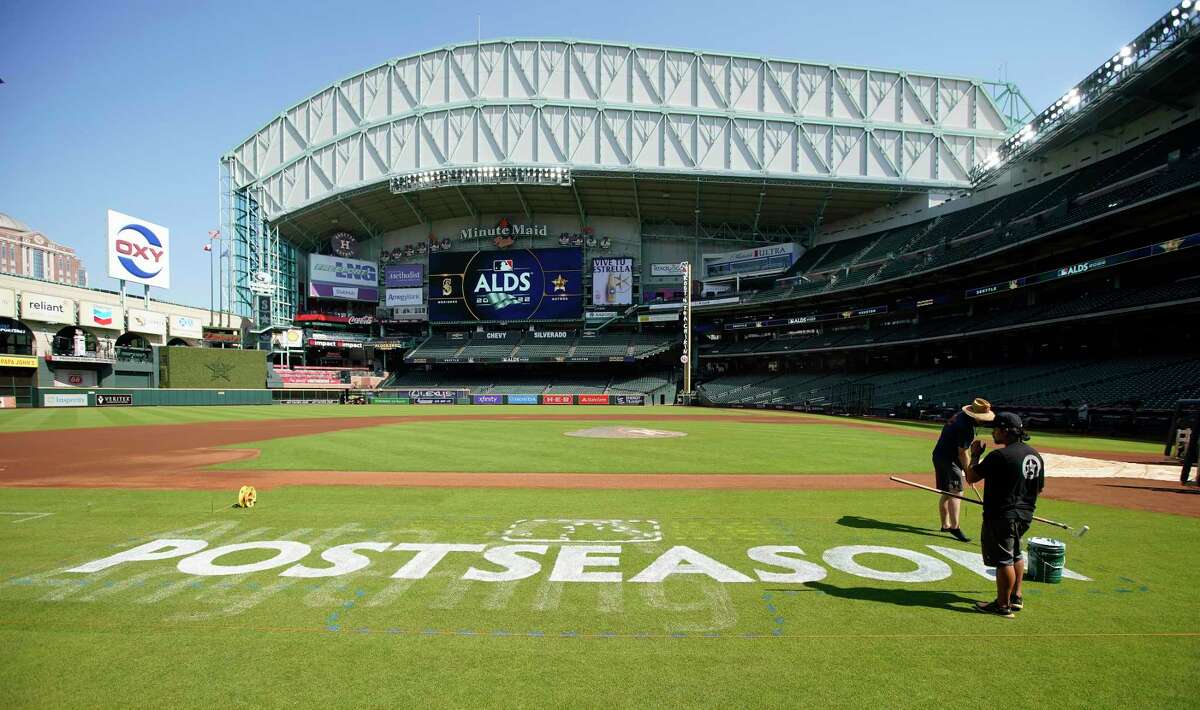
[107,210,170,289]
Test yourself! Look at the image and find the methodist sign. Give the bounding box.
[308,254,379,301]
[384,263,424,288]
[107,210,171,289]
[429,248,582,322]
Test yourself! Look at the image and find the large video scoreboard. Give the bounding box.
[428,248,583,322]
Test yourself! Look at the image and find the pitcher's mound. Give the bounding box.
[565,426,688,439]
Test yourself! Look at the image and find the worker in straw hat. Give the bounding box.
[930,398,995,542]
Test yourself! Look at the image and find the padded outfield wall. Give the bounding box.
[159,347,267,390]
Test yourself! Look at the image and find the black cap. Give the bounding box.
[993,412,1031,441]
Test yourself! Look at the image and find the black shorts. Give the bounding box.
[981,518,1031,567]
[933,458,964,493]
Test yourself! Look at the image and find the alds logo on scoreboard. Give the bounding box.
[429,248,582,322]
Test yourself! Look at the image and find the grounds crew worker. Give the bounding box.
[965,412,1045,618]
[931,398,995,542]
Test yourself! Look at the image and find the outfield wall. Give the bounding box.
[159,347,267,389]
[40,388,273,407]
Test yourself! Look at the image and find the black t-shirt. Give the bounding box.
[932,411,975,462]
[975,442,1045,522]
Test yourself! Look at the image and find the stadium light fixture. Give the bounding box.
[389,165,574,194]
[970,1,1199,184]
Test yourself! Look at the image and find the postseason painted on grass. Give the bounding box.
[66,520,1092,585]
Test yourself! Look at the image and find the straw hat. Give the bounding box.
[961,398,996,422]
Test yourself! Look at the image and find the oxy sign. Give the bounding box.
[107,210,170,289]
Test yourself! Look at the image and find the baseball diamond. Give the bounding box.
[3,2,1200,709]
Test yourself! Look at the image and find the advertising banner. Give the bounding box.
[651,263,687,277]
[44,392,88,407]
[107,209,171,289]
[507,394,539,405]
[279,329,304,349]
[0,354,37,368]
[389,305,428,322]
[169,314,203,339]
[612,394,645,405]
[702,243,800,279]
[407,389,458,405]
[308,254,379,301]
[127,308,167,336]
[385,288,424,307]
[591,257,633,306]
[472,394,503,405]
[384,263,424,288]
[96,393,133,407]
[578,394,610,405]
[53,369,97,388]
[22,293,75,324]
[80,302,123,331]
[541,394,574,405]
[429,248,582,322]
[0,287,15,318]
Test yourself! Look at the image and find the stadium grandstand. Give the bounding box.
[215,4,1200,427]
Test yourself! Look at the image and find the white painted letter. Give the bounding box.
[630,545,754,583]
[822,545,951,583]
[549,545,622,582]
[390,543,486,579]
[280,542,393,578]
[747,546,828,583]
[927,545,1091,581]
[67,539,209,573]
[177,541,312,576]
[463,545,548,582]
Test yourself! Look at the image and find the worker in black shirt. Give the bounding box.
[931,398,995,542]
[965,412,1045,618]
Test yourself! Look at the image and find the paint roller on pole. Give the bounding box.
[889,477,1090,537]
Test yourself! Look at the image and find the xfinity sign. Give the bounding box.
[107,210,171,289]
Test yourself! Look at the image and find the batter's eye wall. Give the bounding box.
[159,347,267,389]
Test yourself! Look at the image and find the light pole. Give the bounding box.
[207,230,220,330]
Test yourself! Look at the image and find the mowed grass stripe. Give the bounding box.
[216,419,934,474]
[0,404,750,433]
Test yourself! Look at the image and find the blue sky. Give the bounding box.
[0,0,1167,309]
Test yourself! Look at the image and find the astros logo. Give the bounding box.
[115,224,166,279]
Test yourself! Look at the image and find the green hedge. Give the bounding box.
[159,347,266,389]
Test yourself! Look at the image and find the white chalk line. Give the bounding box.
[0,512,53,523]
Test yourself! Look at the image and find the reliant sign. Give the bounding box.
[107,209,171,289]
[22,293,75,324]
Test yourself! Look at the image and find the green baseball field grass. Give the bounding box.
[0,406,1195,708]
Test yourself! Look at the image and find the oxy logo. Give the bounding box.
[115,224,166,279]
